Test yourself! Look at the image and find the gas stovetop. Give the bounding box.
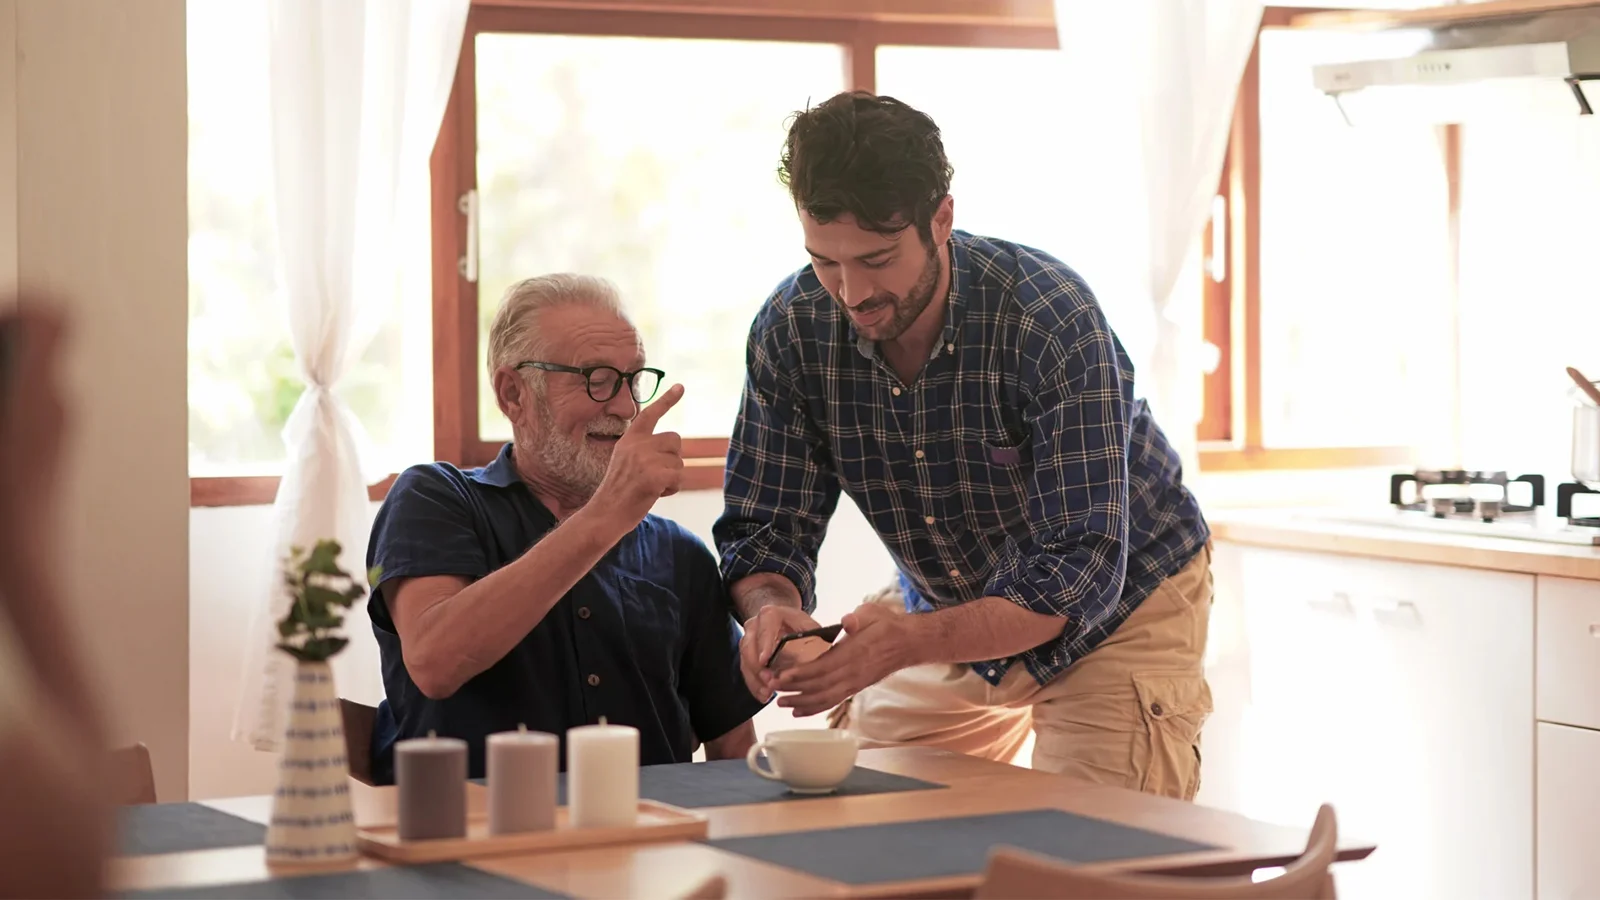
[1337,469,1600,546]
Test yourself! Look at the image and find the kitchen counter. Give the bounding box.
[1208,508,1600,581]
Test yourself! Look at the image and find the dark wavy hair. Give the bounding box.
[779,91,953,246]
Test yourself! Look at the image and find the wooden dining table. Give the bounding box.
[111,748,1374,898]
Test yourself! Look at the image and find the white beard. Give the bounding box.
[519,399,619,499]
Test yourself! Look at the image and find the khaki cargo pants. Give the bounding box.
[829,545,1214,800]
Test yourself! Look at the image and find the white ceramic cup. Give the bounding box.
[745,729,859,794]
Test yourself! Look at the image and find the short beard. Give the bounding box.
[857,241,941,342]
[517,394,616,500]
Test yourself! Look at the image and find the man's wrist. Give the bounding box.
[889,612,936,669]
[564,502,634,548]
[730,572,803,623]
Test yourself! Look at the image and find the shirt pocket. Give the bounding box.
[958,436,1031,535]
[613,572,684,674]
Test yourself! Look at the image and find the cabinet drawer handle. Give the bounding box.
[1308,592,1355,615]
[1371,598,1421,625]
[1590,624,1600,638]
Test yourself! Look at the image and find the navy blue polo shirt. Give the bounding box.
[365,443,765,784]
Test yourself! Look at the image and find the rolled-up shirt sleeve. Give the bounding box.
[982,307,1132,656]
[713,304,841,614]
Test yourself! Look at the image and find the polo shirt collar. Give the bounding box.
[470,442,524,489]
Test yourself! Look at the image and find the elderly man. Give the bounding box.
[366,273,762,783]
[716,92,1212,799]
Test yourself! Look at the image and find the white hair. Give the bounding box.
[486,273,631,383]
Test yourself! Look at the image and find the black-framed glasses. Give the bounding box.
[516,361,665,404]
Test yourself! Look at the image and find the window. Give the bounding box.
[875,43,1170,368]
[1198,5,1451,471]
[191,2,1063,504]
[1255,27,1453,452]
[187,0,284,477]
[430,2,1058,492]
[472,34,847,444]
[1458,115,1600,481]
[187,0,430,504]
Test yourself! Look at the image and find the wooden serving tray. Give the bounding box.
[355,800,707,864]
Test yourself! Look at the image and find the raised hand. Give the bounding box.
[591,383,685,532]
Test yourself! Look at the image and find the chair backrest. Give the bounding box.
[339,699,378,785]
[976,804,1339,900]
[109,742,156,805]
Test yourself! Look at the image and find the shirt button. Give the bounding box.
[891,387,902,396]
[949,568,961,578]
[1150,702,1164,717]
[946,343,955,352]
[577,607,591,620]
[914,450,925,460]
[587,674,601,687]
[924,516,935,525]
[987,668,996,678]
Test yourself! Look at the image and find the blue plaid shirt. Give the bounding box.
[714,231,1209,686]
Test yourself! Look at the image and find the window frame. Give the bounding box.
[428,0,1060,494]
[187,1,1465,505]
[1195,5,1449,472]
[191,1,1056,506]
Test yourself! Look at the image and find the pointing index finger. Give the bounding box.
[629,383,683,435]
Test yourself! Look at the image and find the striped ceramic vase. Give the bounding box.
[264,660,357,865]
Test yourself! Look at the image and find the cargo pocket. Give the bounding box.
[1131,672,1213,800]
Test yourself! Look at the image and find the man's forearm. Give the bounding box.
[703,719,757,761]
[729,571,804,623]
[406,506,626,696]
[898,596,1067,668]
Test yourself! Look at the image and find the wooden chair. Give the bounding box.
[976,804,1340,900]
[108,742,156,805]
[340,699,378,785]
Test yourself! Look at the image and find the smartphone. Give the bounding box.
[764,623,843,668]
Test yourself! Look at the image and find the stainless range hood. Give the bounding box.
[1311,6,1600,124]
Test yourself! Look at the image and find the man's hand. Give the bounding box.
[772,603,914,717]
[590,384,684,534]
[739,604,821,702]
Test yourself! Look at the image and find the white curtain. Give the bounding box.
[1051,0,1260,805]
[1052,0,1261,473]
[232,0,470,751]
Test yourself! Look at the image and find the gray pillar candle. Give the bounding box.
[486,724,558,835]
[395,730,467,841]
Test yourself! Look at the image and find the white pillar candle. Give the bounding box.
[486,724,558,835]
[395,730,467,841]
[566,717,639,829]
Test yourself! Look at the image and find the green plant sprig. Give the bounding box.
[274,539,383,663]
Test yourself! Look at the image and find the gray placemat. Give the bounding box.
[119,803,268,856]
[618,759,944,808]
[469,759,943,808]
[705,808,1220,885]
[119,862,564,899]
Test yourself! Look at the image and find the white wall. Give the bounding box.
[189,488,897,799]
[11,0,190,800]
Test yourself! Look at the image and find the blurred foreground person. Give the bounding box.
[0,303,114,899]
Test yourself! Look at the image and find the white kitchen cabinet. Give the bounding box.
[1217,543,1535,900]
[1537,576,1600,732]
[1537,722,1600,900]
